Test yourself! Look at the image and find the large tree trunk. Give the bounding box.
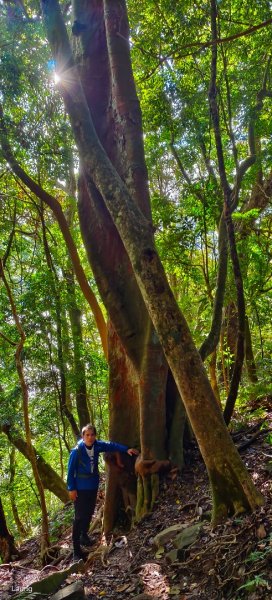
[72,0,171,522]
[42,0,263,523]
[0,496,20,563]
[103,323,139,532]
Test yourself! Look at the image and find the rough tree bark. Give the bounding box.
[41,0,264,523]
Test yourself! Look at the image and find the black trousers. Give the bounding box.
[72,489,98,550]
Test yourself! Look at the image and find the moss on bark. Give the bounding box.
[209,459,263,525]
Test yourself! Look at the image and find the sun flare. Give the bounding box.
[54,72,61,85]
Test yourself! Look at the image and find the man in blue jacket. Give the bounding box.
[67,423,139,561]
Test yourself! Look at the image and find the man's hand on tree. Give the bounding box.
[69,490,78,501]
[127,448,139,456]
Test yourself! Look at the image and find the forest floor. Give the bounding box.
[1,402,272,600]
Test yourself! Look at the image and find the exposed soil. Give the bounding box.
[1,409,272,600]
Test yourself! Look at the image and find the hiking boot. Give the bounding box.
[73,548,84,562]
[80,533,93,547]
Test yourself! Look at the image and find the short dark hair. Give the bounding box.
[82,424,97,436]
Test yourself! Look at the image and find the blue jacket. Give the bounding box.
[67,439,129,491]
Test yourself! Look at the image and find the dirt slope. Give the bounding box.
[1,413,271,600]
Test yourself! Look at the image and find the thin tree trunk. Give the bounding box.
[245,315,258,383]
[9,446,28,538]
[0,259,50,559]
[220,320,230,393]
[40,207,81,438]
[65,268,90,428]
[209,0,246,425]
[222,223,246,425]
[199,215,228,361]
[208,350,221,406]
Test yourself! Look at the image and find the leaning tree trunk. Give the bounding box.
[42,0,264,523]
[0,105,108,360]
[1,426,69,503]
[0,496,20,563]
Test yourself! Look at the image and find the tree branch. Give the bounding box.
[167,17,272,58]
[0,331,17,346]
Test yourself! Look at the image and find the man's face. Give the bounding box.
[83,430,96,445]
